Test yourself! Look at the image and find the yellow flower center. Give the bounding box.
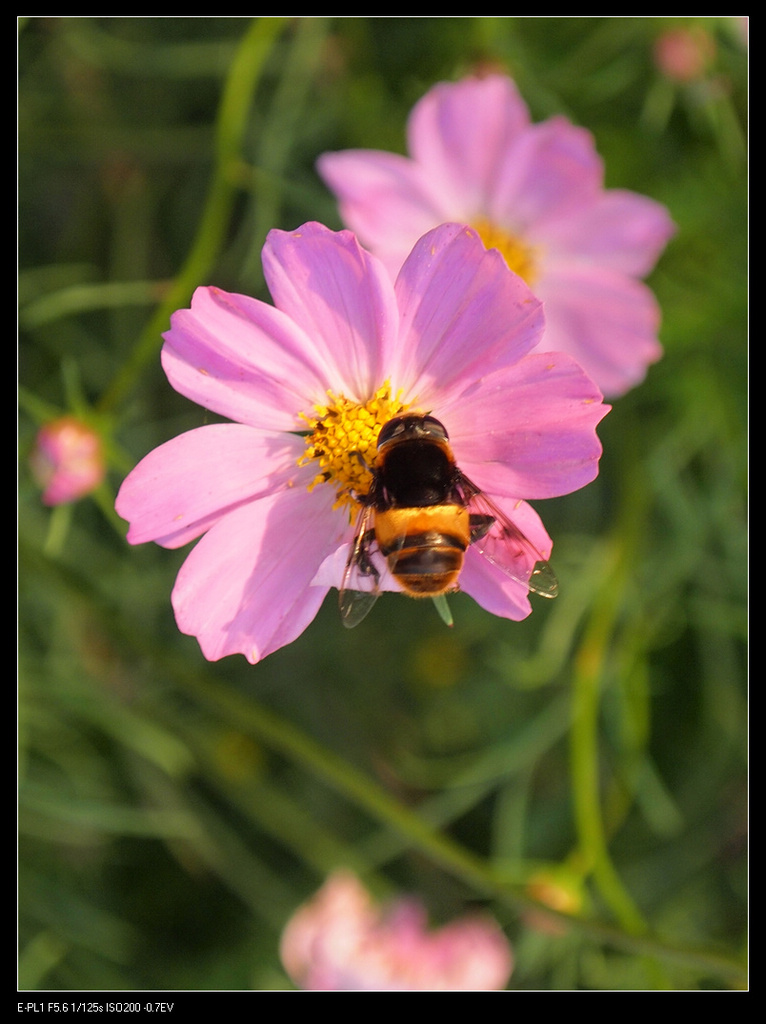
[299,382,410,511]
[473,218,540,286]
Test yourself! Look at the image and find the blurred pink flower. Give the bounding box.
[30,416,106,505]
[279,870,513,990]
[318,74,676,397]
[653,25,717,83]
[115,221,607,664]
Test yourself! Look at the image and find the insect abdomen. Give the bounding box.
[376,506,470,597]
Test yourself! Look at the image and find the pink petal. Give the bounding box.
[317,74,674,399]
[171,483,342,664]
[280,871,513,991]
[489,116,603,231]
[316,150,443,275]
[535,188,677,276]
[439,352,609,499]
[412,916,514,991]
[392,224,545,406]
[537,266,664,397]
[261,222,400,401]
[407,74,531,214]
[312,538,401,595]
[280,871,375,988]
[459,498,553,620]
[161,286,330,431]
[115,425,308,549]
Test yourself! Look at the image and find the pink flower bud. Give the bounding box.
[31,416,105,505]
[654,26,716,84]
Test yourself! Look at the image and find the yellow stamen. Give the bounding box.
[299,382,410,511]
[473,218,540,286]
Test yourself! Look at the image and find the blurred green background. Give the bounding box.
[18,17,747,991]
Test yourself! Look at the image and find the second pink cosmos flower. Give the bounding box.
[318,74,676,398]
[116,221,609,665]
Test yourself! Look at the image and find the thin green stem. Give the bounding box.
[569,424,662,944]
[18,537,750,987]
[570,537,648,933]
[97,17,289,417]
[20,280,168,330]
[176,665,745,986]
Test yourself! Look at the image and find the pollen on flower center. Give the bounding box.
[473,218,539,286]
[299,382,410,510]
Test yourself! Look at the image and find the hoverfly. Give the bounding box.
[339,414,558,627]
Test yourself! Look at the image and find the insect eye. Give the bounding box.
[421,416,449,440]
[377,414,449,448]
[377,416,406,447]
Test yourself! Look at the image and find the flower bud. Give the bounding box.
[31,416,105,505]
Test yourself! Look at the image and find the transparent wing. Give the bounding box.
[463,481,559,599]
[338,504,382,628]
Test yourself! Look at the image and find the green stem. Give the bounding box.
[17,537,750,986]
[570,537,647,933]
[180,667,490,889]
[570,424,656,937]
[177,665,745,985]
[20,280,167,331]
[97,17,289,417]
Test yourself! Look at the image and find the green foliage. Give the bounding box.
[19,17,747,991]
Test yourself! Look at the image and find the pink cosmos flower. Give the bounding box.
[31,416,106,505]
[115,220,608,665]
[279,870,514,990]
[317,74,676,398]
